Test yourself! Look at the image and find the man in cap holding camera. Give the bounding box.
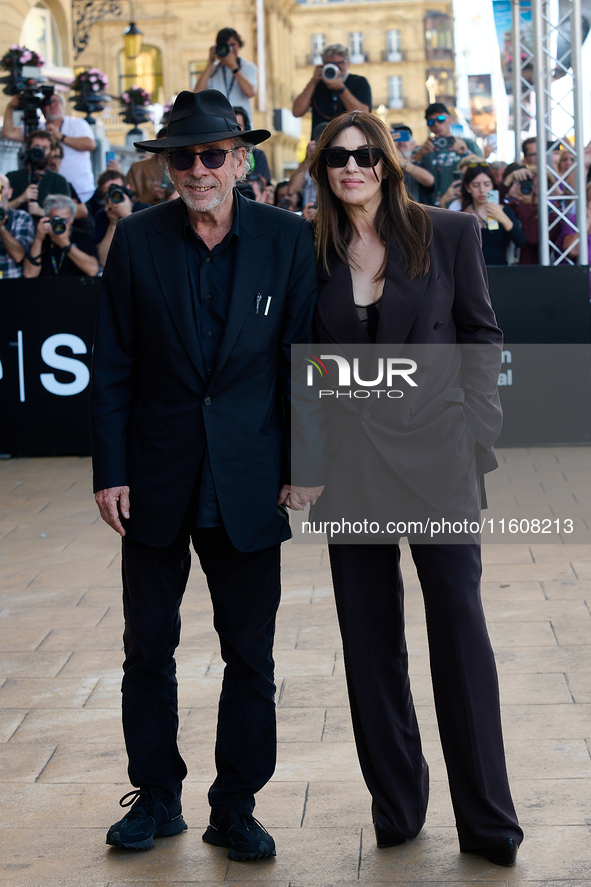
[6,129,70,219]
[22,193,98,277]
[412,103,482,206]
[292,43,371,135]
[194,28,257,119]
[91,89,322,861]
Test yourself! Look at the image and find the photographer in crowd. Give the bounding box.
[193,28,257,118]
[233,106,271,183]
[390,124,434,203]
[93,171,150,267]
[0,173,35,279]
[412,103,482,206]
[23,194,98,278]
[7,130,69,219]
[292,44,371,135]
[3,92,96,203]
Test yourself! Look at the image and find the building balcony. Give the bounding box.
[349,53,367,64]
[387,97,405,110]
[425,48,454,62]
[383,50,404,62]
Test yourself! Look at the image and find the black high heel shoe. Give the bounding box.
[373,821,407,848]
[464,837,519,867]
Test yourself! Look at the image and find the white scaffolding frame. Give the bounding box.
[529,0,588,265]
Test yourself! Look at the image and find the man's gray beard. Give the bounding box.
[178,178,234,212]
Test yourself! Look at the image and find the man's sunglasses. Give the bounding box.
[427,115,447,126]
[167,147,234,171]
[322,147,384,168]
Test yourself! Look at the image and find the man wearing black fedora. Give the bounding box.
[91,90,322,860]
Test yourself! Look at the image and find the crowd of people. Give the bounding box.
[1,29,588,280]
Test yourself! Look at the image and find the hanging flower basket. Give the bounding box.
[72,68,109,93]
[0,45,45,70]
[120,85,152,133]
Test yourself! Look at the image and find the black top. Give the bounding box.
[465,204,525,265]
[310,75,372,134]
[7,168,70,206]
[182,196,241,527]
[39,226,98,276]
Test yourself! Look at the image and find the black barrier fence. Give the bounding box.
[0,266,590,455]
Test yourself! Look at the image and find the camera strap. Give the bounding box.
[221,61,239,99]
[50,243,69,275]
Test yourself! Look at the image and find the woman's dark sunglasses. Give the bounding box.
[322,147,384,168]
[427,115,447,126]
[167,147,234,171]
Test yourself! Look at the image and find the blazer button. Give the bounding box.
[204,397,212,406]
[434,322,443,330]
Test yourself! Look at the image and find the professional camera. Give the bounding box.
[24,145,47,169]
[106,183,132,204]
[520,178,534,195]
[216,42,230,58]
[432,136,456,151]
[235,181,256,201]
[322,63,341,81]
[50,215,67,235]
[0,58,54,137]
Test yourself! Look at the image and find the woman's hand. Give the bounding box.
[485,201,513,230]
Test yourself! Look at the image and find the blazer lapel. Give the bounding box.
[213,194,274,378]
[146,201,206,381]
[316,253,373,348]
[375,241,431,353]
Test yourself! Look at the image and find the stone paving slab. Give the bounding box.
[1,452,591,885]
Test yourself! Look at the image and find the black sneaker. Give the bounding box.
[106,788,188,850]
[202,812,276,861]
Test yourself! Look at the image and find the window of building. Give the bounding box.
[388,75,404,109]
[119,45,163,102]
[20,2,62,68]
[386,29,402,62]
[426,68,456,104]
[425,13,453,60]
[349,32,365,64]
[189,61,207,90]
[311,34,325,64]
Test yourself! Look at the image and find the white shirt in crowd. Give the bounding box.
[41,116,96,202]
[207,59,257,118]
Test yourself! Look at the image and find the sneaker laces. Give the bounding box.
[228,813,270,835]
[118,788,153,816]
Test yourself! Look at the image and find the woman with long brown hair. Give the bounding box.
[308,112,523,866]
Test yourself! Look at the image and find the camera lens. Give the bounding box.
[50,216,67,235]
[107,185,126,204]
[322,63,340,81]
[520,179,534,195]
[216,42,230,57]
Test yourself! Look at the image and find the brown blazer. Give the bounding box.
[313,206,503,515]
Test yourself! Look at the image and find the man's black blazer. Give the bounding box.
[314,207,504,512]
[91,192,318,551]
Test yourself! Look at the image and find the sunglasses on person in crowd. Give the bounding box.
[167,147,234,170]
[427,115,447,126]
[466,162,491,170]
[322,147,384,167]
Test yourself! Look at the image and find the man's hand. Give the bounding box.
[414,137,434,159]
[44,122,61,139]
[95,486,130,536]
[49,226,71,249]
[24,183,39,203]
[311,65,323,84]
[220,48,239,70]
[324,74,345,92]
[106,194,133,220]
[34,216,51,242]
[452,138,469,156]
[278,485,324,511]
[302,202,317,222]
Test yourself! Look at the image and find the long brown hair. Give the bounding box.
[308,112,432,280]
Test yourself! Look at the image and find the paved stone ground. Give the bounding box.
[0,451,590,887]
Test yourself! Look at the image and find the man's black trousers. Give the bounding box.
[328,542,524,850]
[120,525,281,812]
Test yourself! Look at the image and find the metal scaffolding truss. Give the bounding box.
[530,0,588,264]
[512,0,536,155]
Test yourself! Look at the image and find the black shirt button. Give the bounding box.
[205,293,212,300]
[206,330,213,337]
[205,257,212,263]
[204,396,212,406]
[206,369,211,375]
[434,322,443,330]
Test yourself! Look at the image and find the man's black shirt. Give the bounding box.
[310,74,372,134]
[182,194,241,527]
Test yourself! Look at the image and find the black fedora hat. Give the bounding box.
[134,90,271,152]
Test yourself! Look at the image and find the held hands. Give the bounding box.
[34,216,51,242]
[95,486,130,536]
[106,194,133,221]
[278,485,325,511]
